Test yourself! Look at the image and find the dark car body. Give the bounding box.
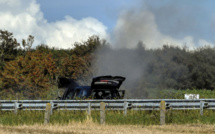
[58,76,126,100]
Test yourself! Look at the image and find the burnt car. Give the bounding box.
[58,76,126,100]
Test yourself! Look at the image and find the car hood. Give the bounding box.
[91,75,126,90]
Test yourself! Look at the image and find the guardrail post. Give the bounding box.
[100,102,105,125]
[14,102,22,115]
[50,101,54,115]
[124,101,128,116]
[88,102,91,116]
[160,100,166,125]
[200,101,204,116]
[14,101,18,115]
[44,103,51,125]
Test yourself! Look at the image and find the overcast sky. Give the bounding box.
[0,0,215,49]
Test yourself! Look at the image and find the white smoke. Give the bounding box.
[0,0,108,49]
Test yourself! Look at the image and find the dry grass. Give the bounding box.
[0,117,215,134]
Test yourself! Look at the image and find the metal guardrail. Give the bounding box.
[0,99,214,112]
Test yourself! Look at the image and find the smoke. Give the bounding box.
[93,1,215,98]
[111,1,214,49]
[92,44,150,98]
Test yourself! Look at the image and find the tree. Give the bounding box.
[1,50,57,99]
[58,36,105,82]
[22,35,34,55]
[0,30,20,62]
[72,35,105,56]
[58,55,89,79]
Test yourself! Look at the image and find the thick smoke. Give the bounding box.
[111,1,214,49]
[93,43,150,98]
[93,1,215,98]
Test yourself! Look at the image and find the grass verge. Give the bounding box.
[1,109,215,126]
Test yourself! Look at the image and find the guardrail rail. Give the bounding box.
[1,99,214,125]
[0,99,213,112]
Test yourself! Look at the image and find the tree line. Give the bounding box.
[1,29,215,99]
[0,30,103,99]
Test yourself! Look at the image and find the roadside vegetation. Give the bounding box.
[1,123,214,134]
[1,29,215,99]
[0,109,215,126]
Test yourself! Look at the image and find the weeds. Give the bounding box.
[1,109,215,126]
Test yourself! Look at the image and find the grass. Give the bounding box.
[1,114,215,133]
[1,121,215,134]
[1,109,215,126]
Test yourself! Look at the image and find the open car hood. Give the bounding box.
[91,75,126,90]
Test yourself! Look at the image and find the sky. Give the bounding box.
[0,0,215,49]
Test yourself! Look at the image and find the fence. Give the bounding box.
[0,99,214,125]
